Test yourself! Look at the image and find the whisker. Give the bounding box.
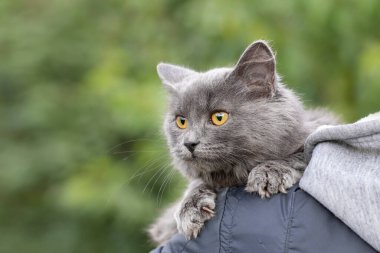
[112,150,163,154]
[107,138,154,153]
[127,155,167,182]
[107,134,166,154]
[150,164,171,193]
[157,169,176,206]
[104,155,167,208]
[142,162,170,193]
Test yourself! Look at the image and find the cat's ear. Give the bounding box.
[231,40,276,97]
[157,63,197,91]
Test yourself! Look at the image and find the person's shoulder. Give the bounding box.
[150,185,377,253]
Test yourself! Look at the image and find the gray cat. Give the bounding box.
[148,40,339,245]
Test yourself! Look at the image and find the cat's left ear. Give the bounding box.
[157,63,197,92]
[230,40,277,97]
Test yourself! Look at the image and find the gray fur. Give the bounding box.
[148,40,340,245]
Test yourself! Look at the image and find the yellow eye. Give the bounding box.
[176,116,188,129]
[211,111,229,126]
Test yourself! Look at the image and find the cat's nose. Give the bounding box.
[184,141,200,153]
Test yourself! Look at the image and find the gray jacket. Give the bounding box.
[150,113,380,253]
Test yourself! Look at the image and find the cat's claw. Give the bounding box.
[202,206,215,214]
[176,189,216,240]
[245,161,301,198]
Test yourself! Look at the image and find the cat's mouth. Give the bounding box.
[181,153,197,161]
[174,147,235,165]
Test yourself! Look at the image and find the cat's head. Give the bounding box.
[157,41,307,178]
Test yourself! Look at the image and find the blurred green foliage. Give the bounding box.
[1,0,380,252]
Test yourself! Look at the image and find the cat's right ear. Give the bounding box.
[230,40,277,98]
[156,63,196,92]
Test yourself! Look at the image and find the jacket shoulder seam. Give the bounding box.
[218,188,230,253]
[283,187,297,253]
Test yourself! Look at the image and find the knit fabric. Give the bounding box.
[300,112,380,251]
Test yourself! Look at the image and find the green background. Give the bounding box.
[1,0,380,252]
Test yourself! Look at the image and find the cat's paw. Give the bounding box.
[245,161,302,198]
[175,189,216,240]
